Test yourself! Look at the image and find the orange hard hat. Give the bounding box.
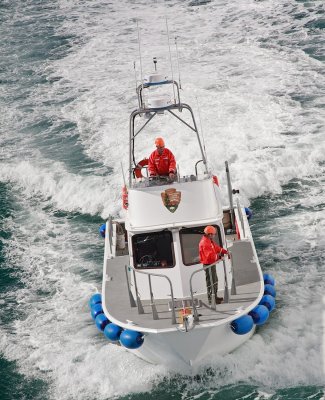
[155,137,165,147]
[204,225,216,235]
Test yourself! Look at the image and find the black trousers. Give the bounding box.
[204,264,218,303]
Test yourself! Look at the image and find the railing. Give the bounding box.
[124,255,237,326]
[189,259,231,322]
[125,264,177,325]
[236,198,246,239]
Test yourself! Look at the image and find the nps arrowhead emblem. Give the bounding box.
[161,188,181,213]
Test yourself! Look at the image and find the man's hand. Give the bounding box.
[169,172,175,181]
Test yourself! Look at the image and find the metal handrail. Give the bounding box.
[189,259,230,322]
[107,215,113,255]
[195,159,203,177]
[236,198,246,238]
[126,264,177,325]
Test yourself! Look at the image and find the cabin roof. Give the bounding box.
[126,178,223,232]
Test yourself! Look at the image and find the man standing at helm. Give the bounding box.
[148,137,176,181]
[199,225,228,305]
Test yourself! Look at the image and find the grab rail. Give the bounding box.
[189,259,231,322]
[236,199,246,238]
[125,264,177,325]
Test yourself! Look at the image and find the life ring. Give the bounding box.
[134,158,149,179]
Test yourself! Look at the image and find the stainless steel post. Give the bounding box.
[125,265,137,307]
[222,259,230,303]
[132,270,144,314]
[225,161,235,230]
[148,275,159,320]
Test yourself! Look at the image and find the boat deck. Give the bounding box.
[103,237,262,331]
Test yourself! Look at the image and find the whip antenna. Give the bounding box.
[175,36,182,89]
[133,61,140,108]
[196,96,208,164]
[165,17,176,104]
[136,20,144,103]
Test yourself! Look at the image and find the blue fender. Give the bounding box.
[120,330,144,349]
[99,223,106,238]
[95,313,110,332]
[264,284,276,298]
[263,273,275,286]
[104,323,123,342]
[249,305,269,326]
[259,294,275,312]
[231,315,254,335]
[245,207,253,220]
[91,303,104,320]
[88,293,102,309]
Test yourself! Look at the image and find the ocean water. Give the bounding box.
[0,0,324,399]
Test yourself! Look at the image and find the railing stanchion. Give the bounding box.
[148,275,159,320]
[133,270,144,314]
[229,252,237,295]
[208,266,216,310]
[222,259,230,303]
[225,161,235,230]
[125,265,137,307]
[108,215,113,255]
[169,282,177,325]
[189,270,200,322]
[236,198,246,238]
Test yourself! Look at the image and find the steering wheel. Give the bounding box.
[139,255,156,267]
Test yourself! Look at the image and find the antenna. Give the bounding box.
[175,36,182,89]
[133,61,140,108]
[165,17,176,104]
[133,61,137,90]
[196,96,208,165]
[136,20,144,103]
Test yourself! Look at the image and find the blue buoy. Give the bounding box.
[231,315,254,335]
[91,303,104,320]
[104,323,123,342]
[249,305,269,326]
[99,223,106,238]
[95,313,110,332]
[259,294,275,312]
[264,284,276,298]
[245,207,253,220]
[120,330,144,349]
[88,293,102,309]
[263,273,275,286]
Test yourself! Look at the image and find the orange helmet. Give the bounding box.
[204,225,216,235]
[155,137,165,147]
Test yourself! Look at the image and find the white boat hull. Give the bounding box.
[130,323,256,373]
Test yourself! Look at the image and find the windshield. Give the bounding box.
[132,230,175,269]
[179,225,222,266]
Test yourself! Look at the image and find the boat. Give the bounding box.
[89,59,276,373]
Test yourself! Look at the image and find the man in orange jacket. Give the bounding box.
[148,137,176,180]
[199,225,228,305]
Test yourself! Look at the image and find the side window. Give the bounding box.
[132,230,175,269]
[180,225,222,266]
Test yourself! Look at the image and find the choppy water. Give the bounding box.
[0,0,324,399]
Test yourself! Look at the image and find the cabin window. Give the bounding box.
[180,225,222,266]
[132,230,175,269]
